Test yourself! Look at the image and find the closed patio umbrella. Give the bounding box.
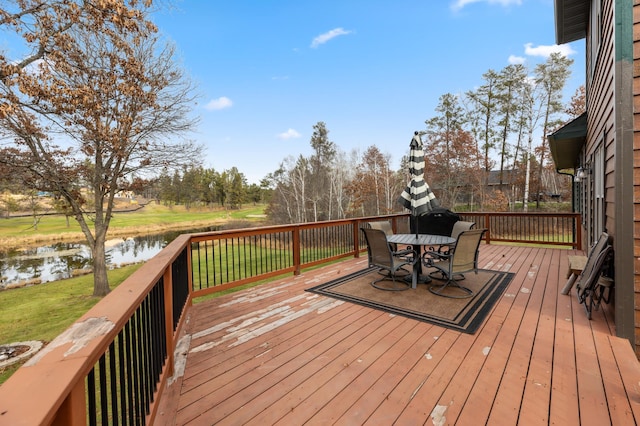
[398,132,439,238]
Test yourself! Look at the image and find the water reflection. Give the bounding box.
[0,229,203,288]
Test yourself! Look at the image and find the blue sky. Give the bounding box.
[156,0,583,184]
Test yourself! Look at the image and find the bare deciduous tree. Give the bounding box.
[346,145,399,217]
[0,0,201,296]
[566,85,586,118]
[533,52,573,208]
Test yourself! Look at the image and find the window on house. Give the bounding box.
[588,0,602,81]
[593,144,605,243]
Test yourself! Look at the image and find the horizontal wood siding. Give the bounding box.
[633,1,640,355]
[589,0,615,242]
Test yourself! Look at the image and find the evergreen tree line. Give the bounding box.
[129,166,271,209]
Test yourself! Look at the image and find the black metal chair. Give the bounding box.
[423,228,486,299]
[361,227,416,291]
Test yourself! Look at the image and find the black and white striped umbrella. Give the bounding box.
[398,132,439,234]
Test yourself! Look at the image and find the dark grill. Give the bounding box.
[410,208,461,236]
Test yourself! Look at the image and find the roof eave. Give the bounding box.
[554,0,589,44]
[548,112,587,172]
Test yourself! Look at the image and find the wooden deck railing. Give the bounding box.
[0,212,580,425]
[189,220,364,298]
[458,212,581,249]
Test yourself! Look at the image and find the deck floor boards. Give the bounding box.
[155,245,640,425]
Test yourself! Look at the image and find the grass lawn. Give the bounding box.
[0,264,142,384]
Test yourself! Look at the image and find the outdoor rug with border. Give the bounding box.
[306,268,514,334]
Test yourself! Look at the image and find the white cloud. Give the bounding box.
[204,96,233,111]
[277,129,301,140]
[524,43,576,58]
[508,54,526,65]
[451,0,522,12]
[451,0,480,10]
[310,28,353,48]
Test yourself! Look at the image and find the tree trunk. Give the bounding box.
[91,233,110,297]
[523,132,533,213]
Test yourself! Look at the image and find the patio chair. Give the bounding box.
[451,221,476,239]
[367,219,415,254]
[562,232,612,295]
[361,227,417,291]
[423,228,487,299]
[368,221,398,251]
[573,233,614,320]
[396,218,410,234]
[432,220,476,255]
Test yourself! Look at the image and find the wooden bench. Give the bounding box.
[561,255,587,295]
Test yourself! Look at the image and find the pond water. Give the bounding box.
[0,227,218,289]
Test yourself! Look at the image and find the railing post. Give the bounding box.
[186,244,194,303]
[484,213,491,244]
[293,226,301,275]
[354,220,361,257]
[576,215,582,250]
[52,381,85,426]
[163,266,174,378]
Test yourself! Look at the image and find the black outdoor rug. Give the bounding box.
[306,268,514,334]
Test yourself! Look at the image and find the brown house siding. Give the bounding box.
[555,0,638,354]
[587,2,614,241]
[587,0,640,355]
[588,0,615,244]
[633,2,640,354]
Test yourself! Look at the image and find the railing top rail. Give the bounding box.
[460,211,580,218]
[188,214,407,241]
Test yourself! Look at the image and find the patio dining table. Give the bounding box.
[387,233,456,289]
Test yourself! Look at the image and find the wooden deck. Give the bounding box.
[156,244,640,425]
